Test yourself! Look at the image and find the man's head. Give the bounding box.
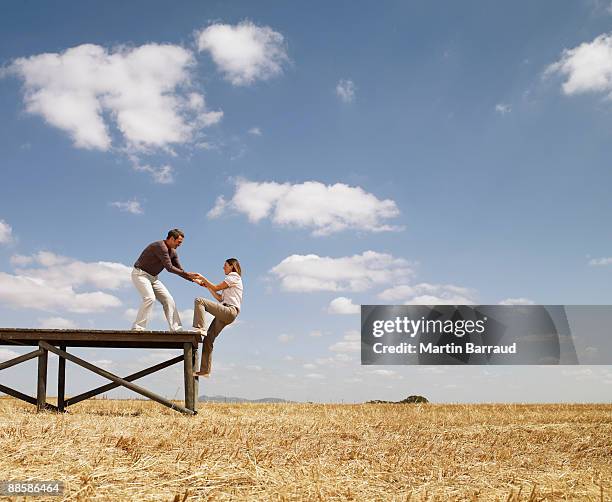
[165,228,185,249]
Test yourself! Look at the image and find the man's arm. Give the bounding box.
[171,252,184,272]
[153,243,195,281]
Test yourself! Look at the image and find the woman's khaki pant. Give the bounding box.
[193,297,238,375]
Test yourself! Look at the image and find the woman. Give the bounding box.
[192,258,243,377]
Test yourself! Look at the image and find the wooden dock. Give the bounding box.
[0,328,201,415]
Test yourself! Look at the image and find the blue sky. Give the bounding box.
[0,1,611,402]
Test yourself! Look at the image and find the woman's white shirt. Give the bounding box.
[221,272,243,312]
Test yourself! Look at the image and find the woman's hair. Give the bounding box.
[225,258,242,276]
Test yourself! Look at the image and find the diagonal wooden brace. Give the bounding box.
[65,355,184,407]
[0,383,57,411]
[0,348,43,371]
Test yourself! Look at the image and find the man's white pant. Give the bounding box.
[131,267,182,331]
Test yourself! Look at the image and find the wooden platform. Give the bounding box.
[0,328,201,415]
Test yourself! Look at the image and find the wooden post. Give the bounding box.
[57,344,66,412]
[37,342,48,412]
[193,345,199,411]
[183,342,195,413]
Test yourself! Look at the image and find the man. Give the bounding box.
[131,229,199,331]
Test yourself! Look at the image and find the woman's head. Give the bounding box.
[224,258,242,276]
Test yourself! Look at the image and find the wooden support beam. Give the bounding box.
[36,343,48,412]
[0,383,37,406]
[0,348,43,371]
[39,341,195,416]
[193,346,199,409]
[184,342,195,412]
[0,384,57,411]
[57,344,66,412]
[65,355,183,407]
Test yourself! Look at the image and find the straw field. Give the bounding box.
[0,398,610,501]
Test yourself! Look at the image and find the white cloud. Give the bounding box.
[336,79,356,103]
[377,283,475,305]
[209,179,402,236]
[0,348,20,360]
[0,272,121,313]
[327,296,360,314]
[498,298,535,305]
[370,369,397,378]
[270,251,413,293]
[0,251,129,314]
[38,317,78,329]
[8,43,222,151]
[197,21,289,86]
[303,363,317,370]
[314,355,352,368]
[0,220,13,244]
[129,155,175,184]
[248,127,262,136]
[305,373,325,380]
[110,199,143,215]
[309,330,323,337]
[278,334,294,343]
[91,359,115,370]
[545,33,612,98]
[589,257,612,266]
[10,254,33,266]
[495,103,511,114]
[329,330,361,353]
[14,251,132,290]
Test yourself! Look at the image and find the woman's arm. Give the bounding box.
[199,277,229,293]
[195,277,227,302]
[207,286,223,302]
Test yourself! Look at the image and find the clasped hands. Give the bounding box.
[187,272,210,288]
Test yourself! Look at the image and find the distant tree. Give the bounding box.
[366,395,429,404]
[400,395,428,404]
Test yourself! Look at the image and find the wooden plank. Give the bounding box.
[0,341,192,349]
[65,355,184,407]
[183,342,195,412]
[36,344,48,412]
[39,341,195,416]
[0,330,199,349]
[0,348,43,371]
[0,328,199,341]
[57,344,66,412]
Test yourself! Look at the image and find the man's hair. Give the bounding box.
[225,258,242,276]
[167,228,185,240]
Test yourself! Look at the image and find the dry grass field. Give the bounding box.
[0,398,610,501]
